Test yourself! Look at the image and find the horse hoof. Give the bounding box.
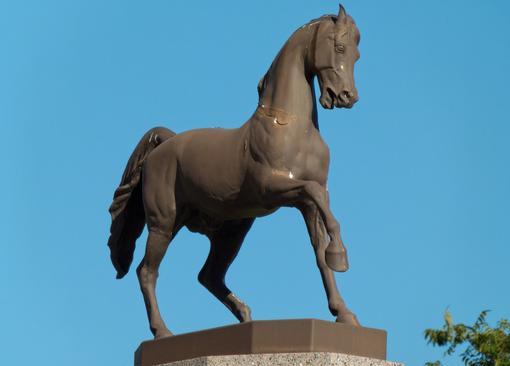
[336,312,361,326]
[325,250,349,272]
[240,308,252,322]
[236,305,252,323]
[154,329,173,339]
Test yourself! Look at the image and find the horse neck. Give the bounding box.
[258,28,318,129]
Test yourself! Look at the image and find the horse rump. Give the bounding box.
[107,127,176,279]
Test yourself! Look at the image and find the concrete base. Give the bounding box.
[156,352,403,366]
[135,319,389,366]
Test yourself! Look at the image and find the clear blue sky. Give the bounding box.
[1,1,509,365]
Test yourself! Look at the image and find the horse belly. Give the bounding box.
[179,168,277,220]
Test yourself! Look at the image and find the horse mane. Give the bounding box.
[257,15,346,98]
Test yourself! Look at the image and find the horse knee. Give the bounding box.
[328,218,341,235]
[137,262,160,288]
[198,268,219,290]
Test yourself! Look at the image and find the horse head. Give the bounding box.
[312,5,361,109]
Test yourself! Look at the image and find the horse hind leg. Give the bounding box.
[198,218,255,322]
[137,155,178,339]
[137,231,173,338]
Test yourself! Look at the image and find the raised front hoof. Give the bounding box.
[325,250,349,272]
[336,312,361,326]
[153,329,173,339]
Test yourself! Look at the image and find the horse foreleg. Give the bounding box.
[300,204,360,326]
[263,175,348,272]
[198,218,255,322]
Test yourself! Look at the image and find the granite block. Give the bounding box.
[157,352,403,366]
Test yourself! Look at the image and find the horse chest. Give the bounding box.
[248,120,330,185]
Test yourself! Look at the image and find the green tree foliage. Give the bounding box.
[424,310,510,366]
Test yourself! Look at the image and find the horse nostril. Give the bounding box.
[340,90,352,102]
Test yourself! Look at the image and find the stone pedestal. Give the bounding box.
[156,353,402,366]
[135,319,396,366]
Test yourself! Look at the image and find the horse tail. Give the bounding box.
[107,126,176,279]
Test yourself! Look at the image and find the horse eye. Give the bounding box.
[335,44,345,53]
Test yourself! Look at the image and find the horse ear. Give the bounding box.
[257,74,266,98]
[337,4,347,23]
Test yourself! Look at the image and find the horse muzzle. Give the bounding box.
[335,89,359,109]
[320,87,359,109]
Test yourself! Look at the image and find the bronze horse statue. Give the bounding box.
[108,5,361,339]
